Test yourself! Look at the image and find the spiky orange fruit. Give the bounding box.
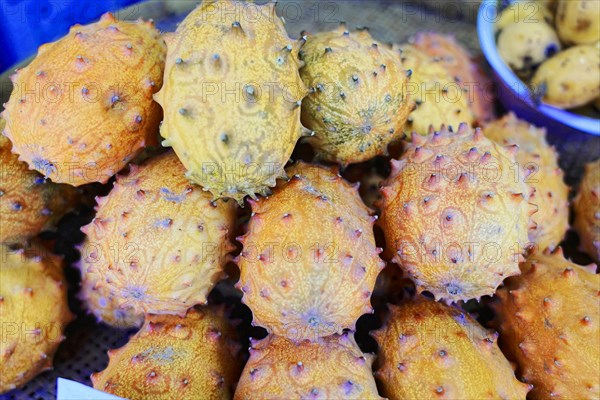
[412,31,496,125]
[494,249,599,399]
[79,272,143,329]
[237,162,384,340]
[485,113,569,251]
[395,44,475,136]
[92,307,242,400]
[372,297,530,400]
[1,13,165,186]
[0,127,79,245]
[299,26,412,165]
[80,151,236,319]
[378,124,536,302]
[0,245,73,393]
[234,334,382,400]
[573,159,600,263]
[155,0,308,202]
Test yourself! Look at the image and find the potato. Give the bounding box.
[539,0,558,13]
[497,20,561,76]
[531,44,600,109]
[556,0,600,45]
[496,1,554,32]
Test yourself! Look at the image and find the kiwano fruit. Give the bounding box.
[299,25,412,165]
[1,13,166,186]
[80,151,236,319]
[0,245,73,393]
[0,125,80,245]
[485,113,569,251]
[92,307,242,399]
[237,162,384,340]
[372,297,529,400]
[573,159,600,263]
[413,31,496,125]
[494,248,599,399]
[234,334,381,400]
[395,44,475,136]
[378,124,536,302]
[155,0,308,202]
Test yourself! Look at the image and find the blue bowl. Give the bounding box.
[477,0,600,138]
[0,0,141,74]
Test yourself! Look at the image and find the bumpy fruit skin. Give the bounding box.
[494,249,599,399]
[497,20,561,78]
[80,151,236,318]
[154,0,308,203]
[299,26,412,165]
[1,13,165,186]
[413,32,496,125]
[92,307,242,400]
[396,44,475,136]
[531,44,600,109]
[0,126,79,245]
[485,113,569,251]
[372,297,530,400]
[573,159,600,263]
[234,334,382,400]
[378,124,536,302]
[556,0,600,45]
[237,162,384,340]
[79,272,143,329]
[0,245,73,393]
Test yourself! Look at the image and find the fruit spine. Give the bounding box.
[0,127,80,245]
[572,159,600,263]
[234,334,382,400]
[0,245,73,393]
[237,162,384,340]
[494,248,599,399]
[1,13,165,186]
[484,113,569,251]
[80,151,236,319]
[154,0,309,202]
[92,307,242,399]
[372,297,530,399]
[299,25,412,165]
[378,124,536,302]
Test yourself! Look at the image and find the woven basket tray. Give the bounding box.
[1,1,598,399]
